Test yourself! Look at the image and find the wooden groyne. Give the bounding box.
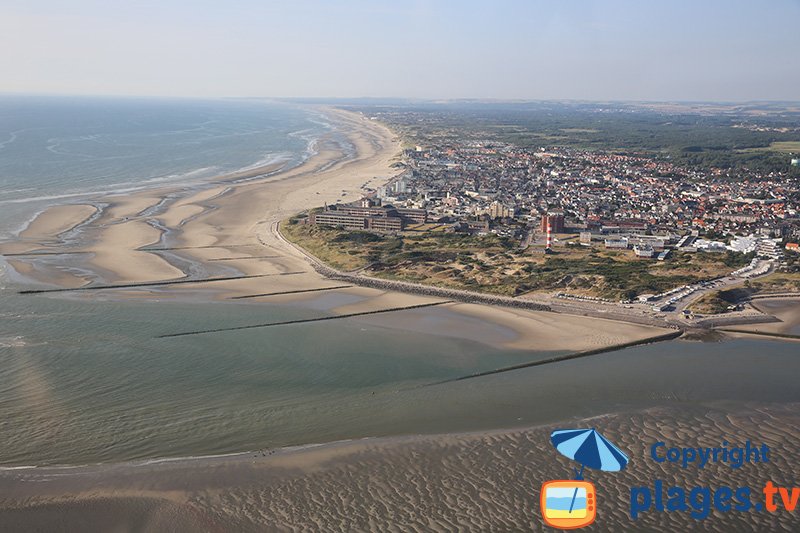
[208,255,281,261]
[230,285,353,300]
[18,272,305,294]
[139,243,261,252]
[749,292,800,301]
[1,251,92,257]
[716,329,800,341]
[422,329,684,387]
[694,314,781,328]
[158,301,452,338]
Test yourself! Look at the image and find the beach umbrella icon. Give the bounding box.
[550,428,629,513]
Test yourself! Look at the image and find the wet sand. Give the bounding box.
[442,303,668,351]
[727,299,800,337]
[332,298,674,352]
[1,403,796,532]
[19,204,98,241]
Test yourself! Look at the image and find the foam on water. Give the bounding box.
[0,336,26,348]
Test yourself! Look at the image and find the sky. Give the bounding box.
[1,0,799,101]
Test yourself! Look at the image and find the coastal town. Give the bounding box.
[294,116,800,326]
[4,1,800,531]
[330,140,800,247]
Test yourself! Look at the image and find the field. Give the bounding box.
[739,141,800,153]
[282,220,751,299]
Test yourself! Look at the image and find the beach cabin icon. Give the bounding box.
[541,429,628,529]
[541,480,596,529]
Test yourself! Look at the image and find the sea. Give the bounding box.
[1,96,799,467]
[0,95,328,240]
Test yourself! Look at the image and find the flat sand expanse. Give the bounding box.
[1,403,796,532]
[441,303,668,351]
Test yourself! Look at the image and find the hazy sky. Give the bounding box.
[2,0,798,101]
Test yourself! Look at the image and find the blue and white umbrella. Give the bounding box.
[550,428,629,475]
[550,428,629,513]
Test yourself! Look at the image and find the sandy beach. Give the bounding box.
[1,402,797,532]
[0,107,675,353]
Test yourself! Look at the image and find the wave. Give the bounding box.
[45,135,109,160]
[0,336,26,348]
[0,436,369,471]
[171,128,274,146]
[0,167,221,206]
[0,130,19,150]
[142,119,218,139]
[233,152,294,174]
[289,121,330,161]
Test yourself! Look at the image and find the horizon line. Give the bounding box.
[1,91,800,106]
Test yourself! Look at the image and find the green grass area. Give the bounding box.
[508,250,749,300]
[747,272,800,293]
[282,218,754,299]
[560,128,600,133]
[280,219,386,271]
[738,141,800,153]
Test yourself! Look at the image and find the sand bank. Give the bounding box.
[322,292,672,352]
[19,204,98,241]
[102,195,163,222]
[0,204,96,257]
[1,403,796,532]
[90,220,185,283]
